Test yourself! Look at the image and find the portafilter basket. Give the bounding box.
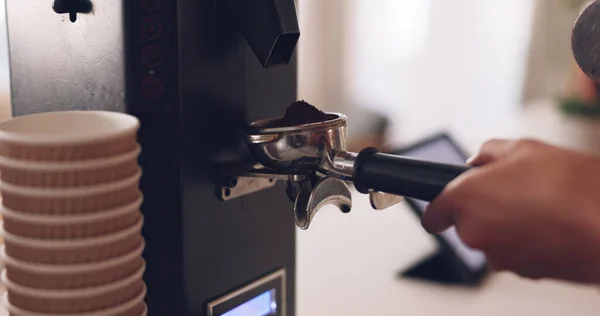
[241,112,470,229]
[246,113,349,174]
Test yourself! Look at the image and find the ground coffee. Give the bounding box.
[271,100,337,127]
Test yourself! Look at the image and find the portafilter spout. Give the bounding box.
[246,112,470,203]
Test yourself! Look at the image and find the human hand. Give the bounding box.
[422,139,600,284]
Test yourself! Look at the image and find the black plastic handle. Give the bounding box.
[353,148,470,202]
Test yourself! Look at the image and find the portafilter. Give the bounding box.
[241,112,470,229]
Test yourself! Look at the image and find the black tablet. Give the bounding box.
[394,133,488,282]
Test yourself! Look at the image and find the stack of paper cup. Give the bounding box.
[0,111,146,315]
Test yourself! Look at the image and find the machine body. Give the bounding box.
[5,1,299,315]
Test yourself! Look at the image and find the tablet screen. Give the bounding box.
[399,136,487,271]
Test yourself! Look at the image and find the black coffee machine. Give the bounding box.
[5,0,299,315]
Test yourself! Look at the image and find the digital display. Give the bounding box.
[222,289,277,316]
[400,136,487,271]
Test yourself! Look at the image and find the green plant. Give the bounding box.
[559,97,600,118]
[568,0,591,10]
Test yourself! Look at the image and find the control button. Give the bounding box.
[141,46,163,67]
[139,0,161,11]
[141,18,162,40]
[142,77,164,98]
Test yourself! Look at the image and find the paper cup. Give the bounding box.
[0,146,140,187]
[3,263,145,313]
[2,239,145,289]
[3,217,144,264]
[1,170,142,215]
[5,302,147,316]
[2,197,143,239]
[2,286,146,316]
[0,111,139,162]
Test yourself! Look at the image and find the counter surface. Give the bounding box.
[297,190,600,316]
[297,100,600,316]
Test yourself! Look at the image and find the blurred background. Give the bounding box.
[1,1,600,315]
[293,1,600,315]
[0,0,595,149]
[297,0,600,154]
[0,0,9,122]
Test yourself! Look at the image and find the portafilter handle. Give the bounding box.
[351,148,470,202]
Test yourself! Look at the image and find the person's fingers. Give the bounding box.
[485,253,508,272]
[422,185,461,233]
[467,139,515,166]
[422,204,454,234]
[422,169,480,234]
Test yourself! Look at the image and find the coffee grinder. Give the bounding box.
[5,0,300,315]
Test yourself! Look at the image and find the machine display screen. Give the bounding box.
[399,135,487,272]
[222,289,277,316]
[208,269,285,316]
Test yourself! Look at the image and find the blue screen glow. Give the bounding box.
[222,289,277,316]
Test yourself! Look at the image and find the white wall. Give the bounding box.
[0,0,9,90]
[0,0,7,90]
[0,0,10,120]
[297,0,348,113]
[298,0,537,147]
[522,0,585,103]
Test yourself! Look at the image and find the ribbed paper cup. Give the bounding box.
[0,111,139,162]
[2,240,144,289]
[1,197,143,239]
[3,264,145,314]
[2,217,143,264]
[2,286,146,316]
[1,170,142,215]
[0,146,140,188]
